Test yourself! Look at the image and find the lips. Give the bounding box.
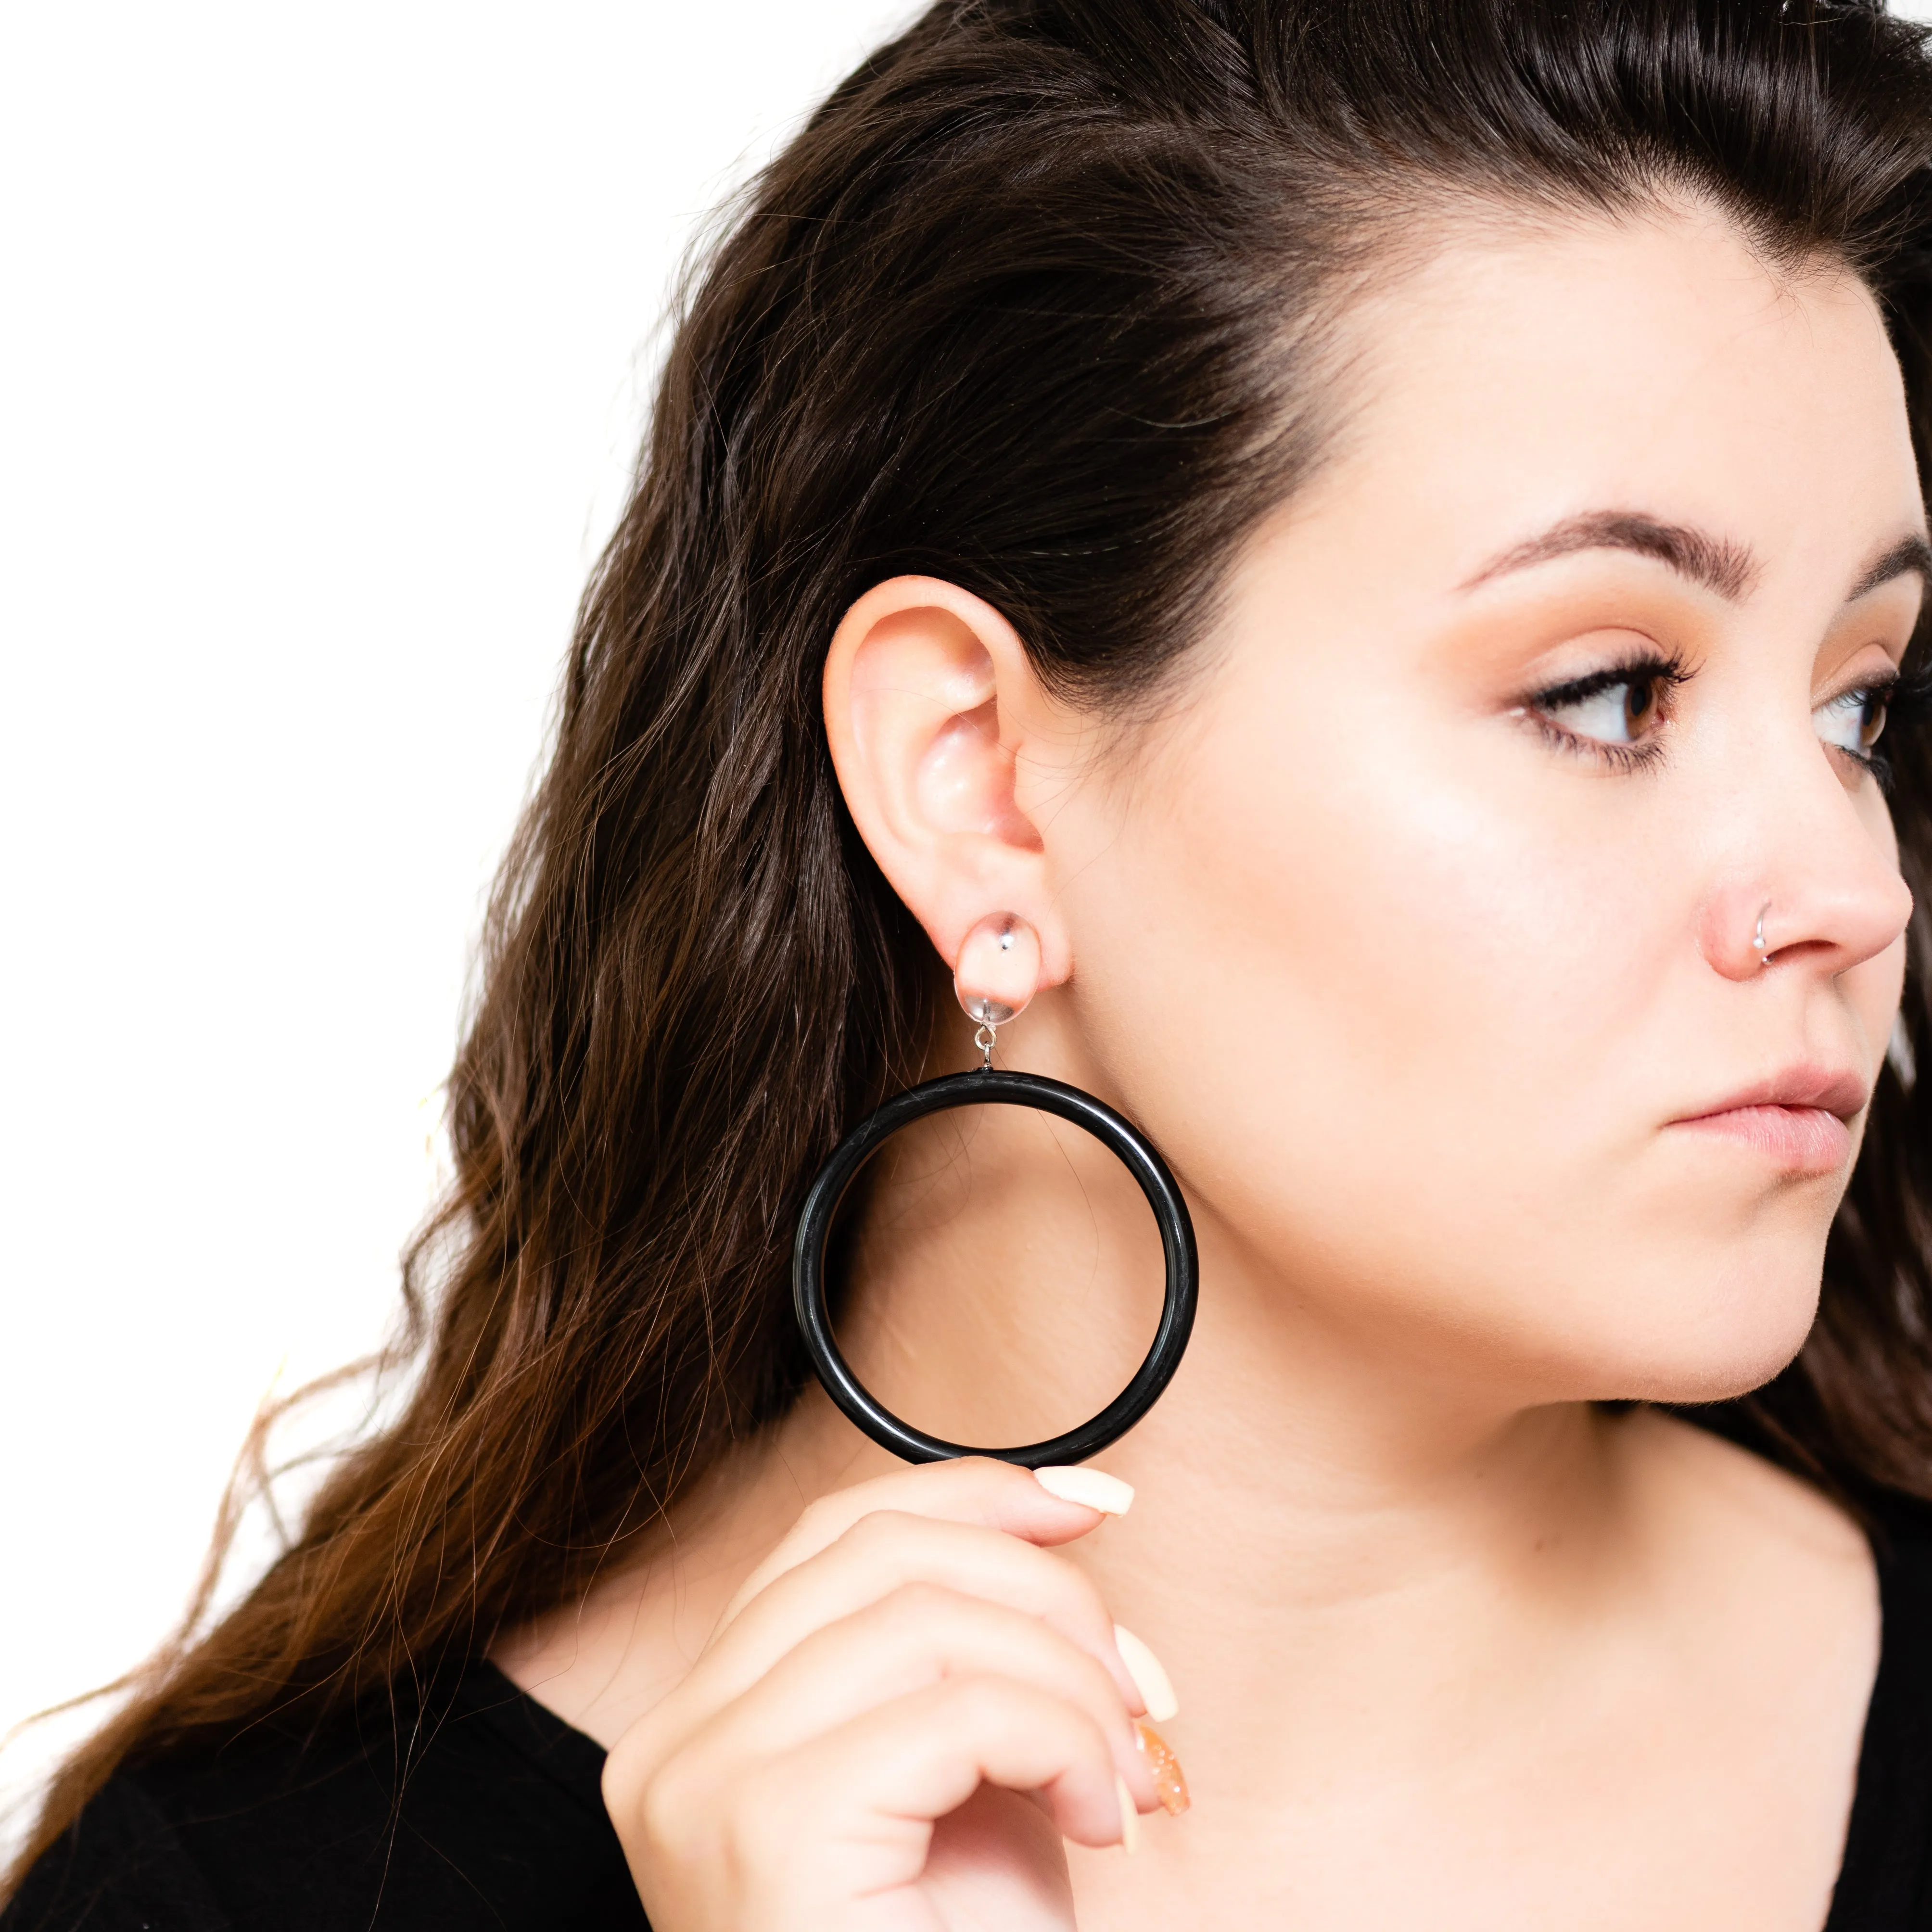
[1680,1067,1870,1123]
[1667,1066,1869,1175]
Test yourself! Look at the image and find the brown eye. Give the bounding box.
[1540,669,1672,749]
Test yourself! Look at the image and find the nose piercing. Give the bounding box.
[1754,905,1771,967]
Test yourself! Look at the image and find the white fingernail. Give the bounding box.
[1033,1466,1134,1515]
[1115,1772,1141,1855]
[1113,1624,1179,1722]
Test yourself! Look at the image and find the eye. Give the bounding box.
[1813,684,1891,763]
[1545,674,1663,745]
[1531,661,1680,750]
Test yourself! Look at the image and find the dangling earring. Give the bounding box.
[792,913,1199,1468]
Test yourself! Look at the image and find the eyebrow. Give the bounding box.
[1461,512,1758,600]
[1847,533,1932,603]
[1461,513,1932,608]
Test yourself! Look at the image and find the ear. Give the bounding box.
[823,576,1073,990]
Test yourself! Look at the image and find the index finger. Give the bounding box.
[718,1457,1133,1628]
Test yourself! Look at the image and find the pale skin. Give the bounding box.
[497,197,1924,1928]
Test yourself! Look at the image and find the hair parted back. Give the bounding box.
[19,0,1932,1889]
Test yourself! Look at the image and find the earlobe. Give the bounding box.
[823,576,1072,988]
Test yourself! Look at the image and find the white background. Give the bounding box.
[0,0,916,1841]
[9,0,1932,1854]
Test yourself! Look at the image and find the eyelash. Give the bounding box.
[1851,664,1932,791]
[1521,649,1691,774]
[1521,654,1932,788]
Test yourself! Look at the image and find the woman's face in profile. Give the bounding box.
[1038,199,1921,1405]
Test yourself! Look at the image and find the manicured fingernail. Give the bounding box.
[1113,1624,1178,1721]
[1136,1722,1191,1816]
[1033,1466,1134,1515]
[1115,1772,1141,1854]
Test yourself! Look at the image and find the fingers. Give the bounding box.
[775,1674,1132,1850]
[676,1582,1156,1808]
[663,1510,1147,1758]
[720,1458,1130,1625]
[631,1675,1133,1927]
[604,1462,1177,1926]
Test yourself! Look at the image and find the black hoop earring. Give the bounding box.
[791,919,1198,1469]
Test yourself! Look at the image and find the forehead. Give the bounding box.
[1291,201,1921,590]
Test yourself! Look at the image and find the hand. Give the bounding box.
[602,1457,1174,1932]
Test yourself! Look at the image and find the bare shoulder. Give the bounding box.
[1603,1404,1880,1912]
[493,1446,820,1747]
[1617,1406,1877,1645]
[493,1424,872,1747]
[491,1530,727,1750]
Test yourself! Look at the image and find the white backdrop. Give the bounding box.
[10,0,1932,1847]
[0,0,916,1834]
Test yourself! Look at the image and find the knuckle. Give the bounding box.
[1044,1559,1112,1631]
[790,1490,846,1542]
[841,1502,909,1544]
[942,1669,1024,1729]
[879,1576,962,1624]
[836,1505,924,1565]
[621,1727,803,1887]
[951,1453,1031,1489]
[630,1754,707,1860]
[600,1732,649,1816]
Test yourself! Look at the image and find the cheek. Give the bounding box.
[1056,674,1801,1394]
[1078,685,1659,1174]
[1846,795,1909,1055]
[1843,935,1907,1078]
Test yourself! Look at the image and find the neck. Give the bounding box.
[501,1004,1836,1787]
[770,1015,1644,1790]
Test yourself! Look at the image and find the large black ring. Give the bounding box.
[792,1067,1198,1468]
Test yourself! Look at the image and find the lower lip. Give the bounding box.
[1670,1105,1852,1175]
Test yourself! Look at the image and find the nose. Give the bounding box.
[1698,745,1913,983]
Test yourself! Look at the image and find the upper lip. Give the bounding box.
[1674,1066,1871,1126]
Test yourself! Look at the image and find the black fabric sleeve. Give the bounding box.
[3,1778,231,1932]
[1823,1491,1932,1931]
[3,1668,647,1932]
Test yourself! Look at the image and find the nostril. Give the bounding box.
[1698,889,1776,982]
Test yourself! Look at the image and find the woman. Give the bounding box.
[11,0,1932,1925]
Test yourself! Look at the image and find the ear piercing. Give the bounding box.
[791,908,1200,1469]
[954,912,1042,1067]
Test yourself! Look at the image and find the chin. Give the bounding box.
[1588,1253,1827,1407]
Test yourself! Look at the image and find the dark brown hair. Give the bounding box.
[17,0,1932,1891]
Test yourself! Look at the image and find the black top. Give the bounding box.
[10,1495,1932,1931]
[2,1668,646,1932]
